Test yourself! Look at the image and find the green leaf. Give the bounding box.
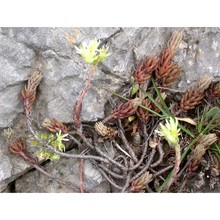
[44,152,51,160]
[211,144,220,162]
[58,143,65,152]
[151,78,171,114]
[41,133,49,140]
[48,133,55,139]
[51,141,58,148]
[131,83,139,96]
[204,107,220,121]
[32,139,40,147]
[145,92,169,117]
[139,102,165,118]
[50,154,60,161]
[36,150,44,160]
[203,107,220,134]
[197,106,208,133]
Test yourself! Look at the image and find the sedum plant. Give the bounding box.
[73,38,110,128]
[4,31,220,193]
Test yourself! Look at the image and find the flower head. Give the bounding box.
[98,47,110,62]
[56,130,69,142]
[53,130,69,152]
[155,117,180,146]
[75,38,110,65]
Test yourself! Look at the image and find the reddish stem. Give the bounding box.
[173,147,181,179]
[166,146,181,189]
[73,66,96,128]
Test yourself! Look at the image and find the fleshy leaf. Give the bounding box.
[131,83,139,96]
[204,107,220,121]
[50,154,60,161]
[130,76,135,84]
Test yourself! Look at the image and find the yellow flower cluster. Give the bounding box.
[156,117,180,146]
[75,38,110,65]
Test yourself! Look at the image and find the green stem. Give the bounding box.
[105,89,165,118]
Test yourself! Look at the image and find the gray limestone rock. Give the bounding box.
[0,153,12,191]
[0,33,35,128]
[0,27,220,192]
[0,85,23,128]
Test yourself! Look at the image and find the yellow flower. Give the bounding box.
[156,117,180,146]
[75,38,110,65]
[56,130,69,142]
[98,47,110,62]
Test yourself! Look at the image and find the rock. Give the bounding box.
[1,27,119,55]
[0,153,12,191]
[1,27,124,124]
[0,85,23,128]
[15,150,110,193]
[101,27,136,81]
[0,33,35,128]
[35,66,124,123]
[1,27,220,192]
[176,27,220,89]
